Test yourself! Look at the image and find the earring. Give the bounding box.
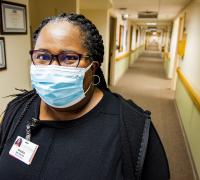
[92,75,101,85]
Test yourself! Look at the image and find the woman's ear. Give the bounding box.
[91,61,100,73]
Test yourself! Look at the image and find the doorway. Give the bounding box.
[108,16,117,86]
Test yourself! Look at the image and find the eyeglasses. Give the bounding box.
[29,50,90,67]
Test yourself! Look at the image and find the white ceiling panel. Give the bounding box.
[112,0,192,21]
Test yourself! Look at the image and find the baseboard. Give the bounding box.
[174,100,199,180]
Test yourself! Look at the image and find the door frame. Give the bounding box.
[171,15,185,90]
[108,16,117,86]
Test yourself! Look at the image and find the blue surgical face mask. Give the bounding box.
[30,63,93,108]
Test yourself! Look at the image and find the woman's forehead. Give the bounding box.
[40,21,81,39]
[35,21,87,53]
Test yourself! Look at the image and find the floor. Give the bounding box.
[110,51,194,180]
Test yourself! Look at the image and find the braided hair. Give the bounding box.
[33,13,108,90]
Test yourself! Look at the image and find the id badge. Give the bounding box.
[9,136,39,165]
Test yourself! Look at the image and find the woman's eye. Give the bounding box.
[61,55,79,61]
[37,54,50,60]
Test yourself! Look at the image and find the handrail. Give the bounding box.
[115,44,145,62]
[115,52,130,61]
[131,49,136,53]
[177,68,200,112]
[163,52,170,61]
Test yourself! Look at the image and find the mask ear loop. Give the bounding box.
[84,75,100,95]
[92,75,100,86]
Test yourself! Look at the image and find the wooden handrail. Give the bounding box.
[177,68,200,112]
[131,49,136,53]
[115,44,145,62]
[163,52,170,61]
[115,52,130,61]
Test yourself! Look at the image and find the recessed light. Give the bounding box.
[146,22,157,26]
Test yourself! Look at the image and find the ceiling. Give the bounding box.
[112,0,192,21]
[81,0,192,21]
[80,0,192,30]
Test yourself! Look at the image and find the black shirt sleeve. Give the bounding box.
[141,122,170,180]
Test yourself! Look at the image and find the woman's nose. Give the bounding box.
[51,56,60,65]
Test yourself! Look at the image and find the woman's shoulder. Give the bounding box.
[107,90,147,117]
[97,89,121,115]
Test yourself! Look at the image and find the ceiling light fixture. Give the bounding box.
[122,14,129,20]
[152,31,157,35]
[146,22,157,26]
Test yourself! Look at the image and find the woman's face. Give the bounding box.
[34,21,95,110]
[35,21,90,68]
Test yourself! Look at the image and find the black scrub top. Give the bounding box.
[0,90,124,180]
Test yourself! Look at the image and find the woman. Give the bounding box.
[0,13,170,180]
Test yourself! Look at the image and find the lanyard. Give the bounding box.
[9,117,40,165]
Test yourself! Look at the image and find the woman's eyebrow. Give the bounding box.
[34,48,49,52]
[34,48,80,54]
[62,49,80,54]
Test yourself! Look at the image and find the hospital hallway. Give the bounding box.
[0,0,200,179]
[110,51,195,180]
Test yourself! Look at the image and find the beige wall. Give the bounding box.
[175,78,200,179]
[0,0,31,114]
[178,1,200,92]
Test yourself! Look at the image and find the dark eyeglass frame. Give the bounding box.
[29,50,91,67]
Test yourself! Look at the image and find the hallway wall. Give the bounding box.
[176,77,200,179]
[167,1,200,178]
[0,0,31,114]
[178,1,200,92]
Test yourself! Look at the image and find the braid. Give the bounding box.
[6,93,37,142]
[0,90,37,149]
[7,90,36,109]
[33,13,108,89]
[1,89,36,117]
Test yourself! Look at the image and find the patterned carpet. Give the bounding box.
[110,51,194,180]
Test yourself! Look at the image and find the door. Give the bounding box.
[108,16,117,86]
